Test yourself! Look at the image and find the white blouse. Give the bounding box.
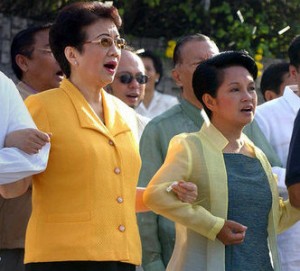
[136,90,178,119]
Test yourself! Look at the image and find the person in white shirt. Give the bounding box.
[136,50,178,119]
[260,62,296,101]
[0,71,50,186]
[255,35,300,271]
[0,24,60,271]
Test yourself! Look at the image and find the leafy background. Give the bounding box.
[1,0,299,58]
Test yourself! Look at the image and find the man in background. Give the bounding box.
[106,48,149,140]
[136,50,178,119]
[11,23,63,99]
[255,35,300,271]
[260,62,296,101]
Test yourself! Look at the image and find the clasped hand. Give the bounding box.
[171,181,198,203]
[217,220,247,245]
[5,128,51,154]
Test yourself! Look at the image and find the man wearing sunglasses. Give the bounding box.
[106,48,149,139]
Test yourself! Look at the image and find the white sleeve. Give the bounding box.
[0,144,50,184]
[272,166,288,199]
[0,72,50,184]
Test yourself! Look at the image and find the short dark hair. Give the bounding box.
[11,23,52,80]
[139,50,163,85]
[192,50,258,118]
[173,33,216,66]
[49,1,122,78]
[288,35,300,70]
[260,62,290,100]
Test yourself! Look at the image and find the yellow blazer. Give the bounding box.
[24,79,141,265]
[144,123,300,271]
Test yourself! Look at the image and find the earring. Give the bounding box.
[74,60,78,65]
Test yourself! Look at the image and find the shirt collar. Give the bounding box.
[180,98,204,127]
[283,85,300,114]
[60,78,130,137]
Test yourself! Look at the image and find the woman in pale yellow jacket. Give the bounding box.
[144,51,300,271]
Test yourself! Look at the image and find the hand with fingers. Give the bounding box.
[170,180,198,203]
[217,220,247,245]
[4,128,51,155]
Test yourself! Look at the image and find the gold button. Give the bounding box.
[118,225,126,232]
[108,140,114,146]
[114,167,121,174]
[117,197,123,203]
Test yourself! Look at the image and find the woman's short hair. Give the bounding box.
[49,1,122,78]
[192,50,258,118]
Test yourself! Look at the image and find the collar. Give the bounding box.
[283,85,300,114]
[60,78,131,137]
[200,121,256,153]
[180,98,204,127]
[200,122,228,150]
[17,81,38,99]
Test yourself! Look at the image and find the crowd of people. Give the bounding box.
[1,1,300,271]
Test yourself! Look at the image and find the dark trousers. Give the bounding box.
[25,261,135,271]
[0,248,25,271]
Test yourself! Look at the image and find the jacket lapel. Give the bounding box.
[60,79,130,138]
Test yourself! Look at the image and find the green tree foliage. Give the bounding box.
[117,0,300,58]
[1,0,299,58]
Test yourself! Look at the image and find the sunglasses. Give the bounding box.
[85,36,126,49]
[117,72,149,84]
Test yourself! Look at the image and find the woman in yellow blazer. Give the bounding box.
[144,51,300,271]
[0,2,145,271]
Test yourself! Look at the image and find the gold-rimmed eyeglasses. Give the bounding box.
[85,36,126,49]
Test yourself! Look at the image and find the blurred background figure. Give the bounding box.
[11,24,63,99]
[260,62,296,102]
[0,24,62,271]
[136,50,178,118]
[107,48,146,109]
[255,35,300,271]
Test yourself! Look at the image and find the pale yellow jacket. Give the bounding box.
[24,79,142,264]
[144,123,300,271]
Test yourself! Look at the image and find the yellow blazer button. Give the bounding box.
[118,225,126,232]
[114,167,121,174]
[108,140,114,146]
[117,197,123,203]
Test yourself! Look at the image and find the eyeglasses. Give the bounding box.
[85,36,126,49]
[117,72,149,84]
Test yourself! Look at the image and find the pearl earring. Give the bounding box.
[74,60,78,65]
